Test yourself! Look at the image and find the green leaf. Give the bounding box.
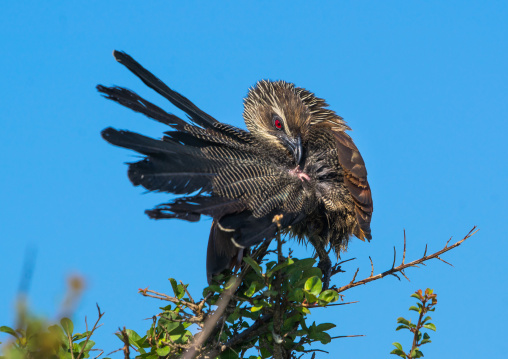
[72,342,82,354]
[243,257,263,277]
[159,319,180,334]
[421,332,432,345]
[251,304,264,312]
[319,290,339,303]
[289,288,304,303]
[169,278,179,295]
[156,347,170,356]
[315,331,331,344]
[392,342,403,350]
[422,315,432,323]
[244,282,258,297]
[411,348,424,358]
[316,323,336,332]
[60,318,74,337]
[48,324,67,343]
[396,317,410,326]
[169,278,185,299]
[265,261,277,271]
[300,267,322,282]
[260,346,271,358]
[79,339,95,352]
[292,258,316,269]
[204,284,222,295]
[423,323,436,331]
[304,292,318,304]
[301,307,311,314]
[267,258,294,277]
[304,276,322,296]
[390,348,406,357]
[408,306,420,312]
[395,325,409,331]
[0,326,19,339]
[72,332,90,341]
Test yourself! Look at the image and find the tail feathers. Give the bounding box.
[113,50,218,128]
[207,220,239,283]
[219,211,305,249]
[146,196,245,222]
[102,127,217,194]
[127,157,215,194]
[102,127,177,156]
[206,211,305,282]
[97,85,188,130]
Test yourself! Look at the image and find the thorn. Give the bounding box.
[436,256,454,267]
[402,229,407,265]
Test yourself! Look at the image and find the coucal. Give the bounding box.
[99,51,373,284]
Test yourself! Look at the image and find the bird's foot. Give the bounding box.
[317,259,332,290]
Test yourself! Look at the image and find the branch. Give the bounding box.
[119,327,130,359]
[201,314,273,359]
[182,276,242,359]
[335,226,477,294]
[76,304,105,359]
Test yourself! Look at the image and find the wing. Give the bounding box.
[99,51,310,282]
[333,131,373,240]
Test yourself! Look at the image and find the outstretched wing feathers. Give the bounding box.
[146,196,245,222]
[112,50,218,128]
[102,126,305,215]
[97,85,188,129]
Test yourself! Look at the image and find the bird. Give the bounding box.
[99,51,373,284]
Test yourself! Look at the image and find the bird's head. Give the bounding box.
[243,80,349,166]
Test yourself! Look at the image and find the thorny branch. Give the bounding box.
[334,226,478,294]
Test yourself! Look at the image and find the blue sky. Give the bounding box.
[1,1,507,357]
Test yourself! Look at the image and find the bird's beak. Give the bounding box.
[283,135,303,166]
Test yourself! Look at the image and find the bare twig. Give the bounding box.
[181,280,195,303]
[66,329,75,359]
[92,349,104,359]
[76,304,105,359]
[298,301,359,308]
[402,230,407,265]
[335,226,477,294]
[337,257,356,266]
[140,289,200,312]
[120,327,130,359]
[301,349,329,354]
[349,268,360,285]
[330,334,365,339]
[436,256,454,267]
[272,225,286,359]
[369,256,374,277]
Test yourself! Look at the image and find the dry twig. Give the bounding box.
[335,226,477,294]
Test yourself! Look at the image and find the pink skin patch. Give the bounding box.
[290,166,311,182]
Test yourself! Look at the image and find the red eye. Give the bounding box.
[273,115,283,130]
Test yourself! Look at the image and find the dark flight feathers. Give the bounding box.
[100,51,373,283]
